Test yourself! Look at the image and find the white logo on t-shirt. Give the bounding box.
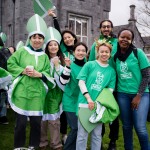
[91,71,103,91]
[120,61,132,79]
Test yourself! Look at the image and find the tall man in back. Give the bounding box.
[89,20,119,150]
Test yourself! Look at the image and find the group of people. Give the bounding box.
[0,32,16,125]
[0,8,150,150]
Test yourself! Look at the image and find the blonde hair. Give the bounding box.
[95,39,112,59]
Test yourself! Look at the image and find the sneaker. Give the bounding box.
[28,146,35,150]
[62,135,67,145]
[0,116,9,125]
[107,141,116,150]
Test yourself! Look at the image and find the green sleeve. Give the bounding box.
[89,42,96,61]
[107,68,116,90]
[77,62,90,81]
[109,56,116,69]
[41,56,56,89]
[7,48,24,80]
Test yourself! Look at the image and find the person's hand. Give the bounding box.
[25,67,34,77]
[52,56,60,67]
[131,94,141,110]
[22,69,27,75]
[48,9,56,17]
[87,97,95,110]
[64,57,71,67]
[23,68,42,78]
[32,70,42,78]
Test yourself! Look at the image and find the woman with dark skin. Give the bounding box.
[113,29,150,150]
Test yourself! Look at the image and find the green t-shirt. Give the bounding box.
[88,36,118,61]
[60,42,75,62]
[62,62,83,112]
[77,61,116,106]
[114,48,150,94]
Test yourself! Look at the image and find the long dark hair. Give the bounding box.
[61,30,78,46]
[99,19,113,28]
[45,41,65,66]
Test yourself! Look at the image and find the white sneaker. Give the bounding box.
[62,135,67,145]
[28,147,35,150]
[14,148,28,150]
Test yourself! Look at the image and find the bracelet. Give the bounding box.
[137,93,142,96]
[83,92,88,95]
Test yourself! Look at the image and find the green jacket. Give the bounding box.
[7,46,55,116]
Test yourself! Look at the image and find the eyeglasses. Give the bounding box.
[101,25,111,29]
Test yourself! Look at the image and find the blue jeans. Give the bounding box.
[76,119,102,150]
[117,92,149,150]
[64,111,78,150]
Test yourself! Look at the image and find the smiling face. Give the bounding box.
[97,45,111,64]
[63,32,75,46]
[73,45,87,60]
[30,34,44,49]
[118,30,133,50]
[48,40,59,57]
[100,21,113,37]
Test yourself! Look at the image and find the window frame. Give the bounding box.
[68,13,91,46]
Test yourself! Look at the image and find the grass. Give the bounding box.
[0,109,150,150]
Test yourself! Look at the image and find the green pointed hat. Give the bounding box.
[0,32,7,46]
[26,14,47,38]
[33,0,56,18]
[16,41,24,50]
[45,27,62,45]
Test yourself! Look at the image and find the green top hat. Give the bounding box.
[0,32,7,46]
[45,27,62,45]
[26,14,47,38]
[33,0,56,18]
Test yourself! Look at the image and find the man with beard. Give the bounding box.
[89,20,118,61]
[89,20,119,150]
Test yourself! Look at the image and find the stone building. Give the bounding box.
[143,36,150,59]
[0,0,111,48]
[113,5,144,49]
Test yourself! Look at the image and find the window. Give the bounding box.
[68,14,89,45]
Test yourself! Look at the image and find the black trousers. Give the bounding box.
[102,117,119,141]
[60,111,67,134]
[14,113,42,148]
